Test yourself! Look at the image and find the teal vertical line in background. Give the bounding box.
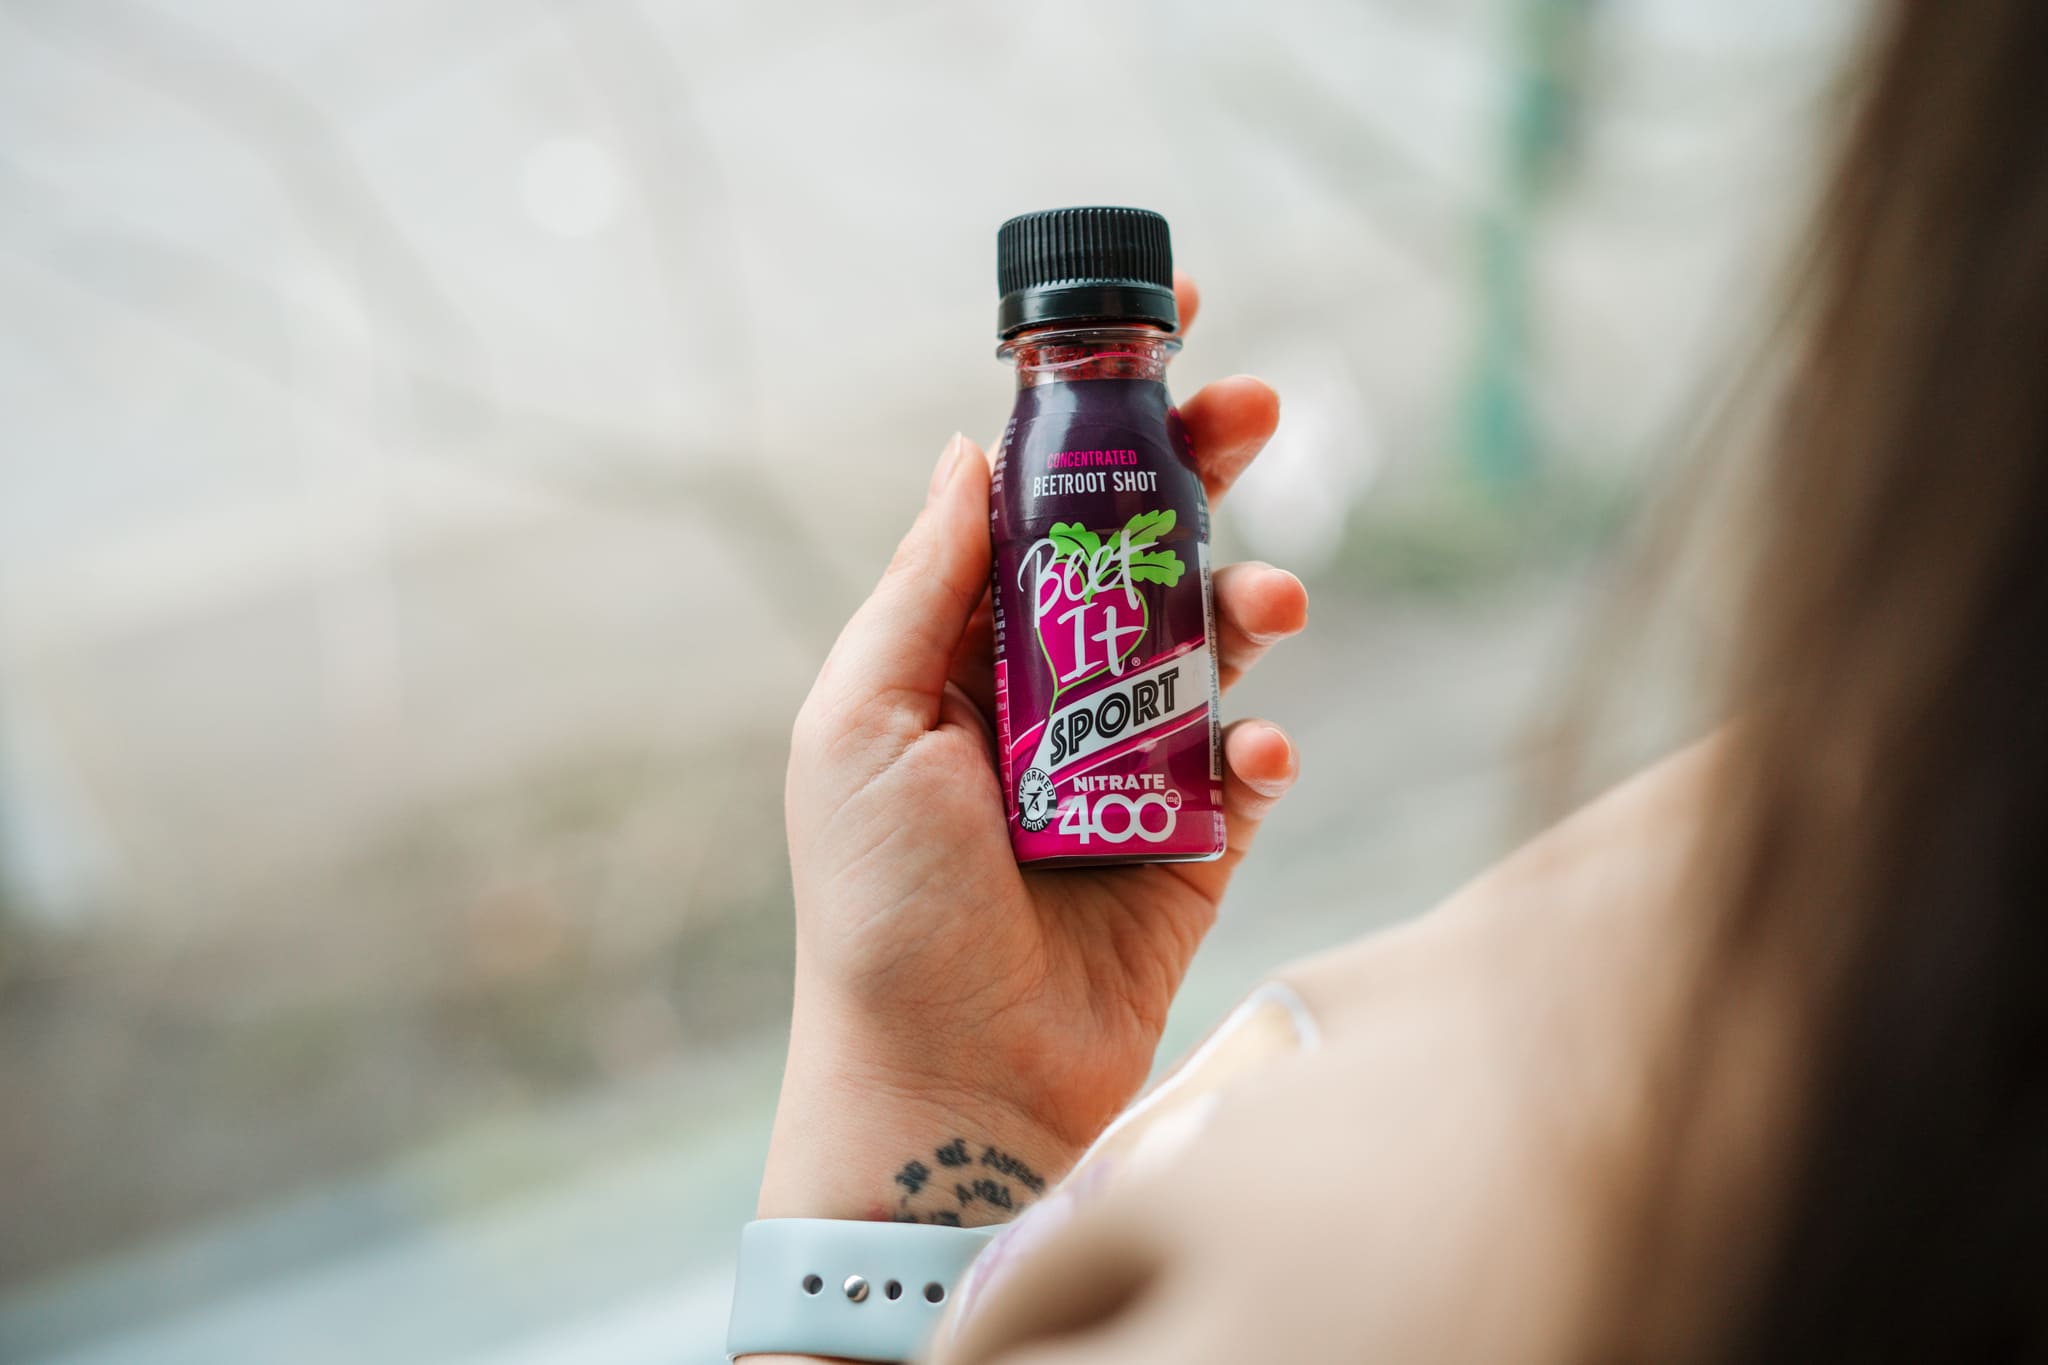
[1470,206,1531,490]
[1464,0,1592,494]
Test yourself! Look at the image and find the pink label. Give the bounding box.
[990,378,1224,866]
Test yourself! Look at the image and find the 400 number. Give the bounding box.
[1057,791,1180,844]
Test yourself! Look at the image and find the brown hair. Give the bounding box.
[1609,0,2048,1357]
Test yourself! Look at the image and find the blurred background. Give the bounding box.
[0,1,1858,1360]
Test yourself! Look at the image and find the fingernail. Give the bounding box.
[1266,723,1297,774]
[929,432,965,499]
[1242,724,1296,795]
[1264,720,1291,748]
[1266,568,1308,637]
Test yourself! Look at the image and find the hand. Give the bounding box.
[761,275,1306,1229]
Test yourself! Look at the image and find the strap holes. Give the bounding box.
[801,1274,823,1295]
[885,1280,903,1300]
[924,1282,946,1304]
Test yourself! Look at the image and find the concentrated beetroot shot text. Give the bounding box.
[989,208,1226,867]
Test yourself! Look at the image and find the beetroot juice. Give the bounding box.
[989,207,1225,867]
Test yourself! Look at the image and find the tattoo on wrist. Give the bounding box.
[883,1137,1047,1225]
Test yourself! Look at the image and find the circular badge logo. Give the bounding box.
[1017,767,1057,832]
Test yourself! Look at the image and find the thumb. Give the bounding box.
[817,432,992,742]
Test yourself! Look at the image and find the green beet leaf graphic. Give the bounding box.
[1045,511,1184,604]
[1121,508,1175,550]
[1127,548,1184,586]
[1048,522,1101,564]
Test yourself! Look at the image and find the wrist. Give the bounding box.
[759,1012,1078,1227]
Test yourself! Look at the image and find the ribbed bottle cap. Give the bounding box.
[996,206,1177,339]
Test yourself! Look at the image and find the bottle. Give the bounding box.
[989,206,1226,867]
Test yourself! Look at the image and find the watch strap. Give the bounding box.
[727,1218,995,1362]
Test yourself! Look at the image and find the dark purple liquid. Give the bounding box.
[990,375,1225,866]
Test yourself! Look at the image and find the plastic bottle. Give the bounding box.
[989,206,1225,867]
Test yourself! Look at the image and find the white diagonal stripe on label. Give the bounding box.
[1028,650,1211,777]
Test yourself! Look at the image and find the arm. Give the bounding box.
[745,275,1308,1360]
[933,741,1754,1365]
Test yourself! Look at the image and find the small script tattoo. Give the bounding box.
[889,1138,1046,1225]
[980,1145,1046,1195]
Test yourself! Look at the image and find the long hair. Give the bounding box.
[1608,0,2048,1357]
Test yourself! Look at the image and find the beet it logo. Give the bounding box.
[1018,509,1185,702]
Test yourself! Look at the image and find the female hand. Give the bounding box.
[761,275,1306,1228]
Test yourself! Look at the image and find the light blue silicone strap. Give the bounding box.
[727,1218,996,1362]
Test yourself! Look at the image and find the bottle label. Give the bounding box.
[992,382,1225,864]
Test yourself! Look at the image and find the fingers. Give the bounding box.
[1171,271,1283,507]
[1172,270,1200,335]
[946,559,1307,734]
[1213,562,1309,689]
[1221,720,1298,844]
[810,434,993,747]
[1178,375,1281,504]
[1171,720,1299,902]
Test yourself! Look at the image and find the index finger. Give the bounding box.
[1180,375,1281,504]
[1173,271,1200,335]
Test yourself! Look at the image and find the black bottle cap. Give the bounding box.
[996,206,1177,339]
